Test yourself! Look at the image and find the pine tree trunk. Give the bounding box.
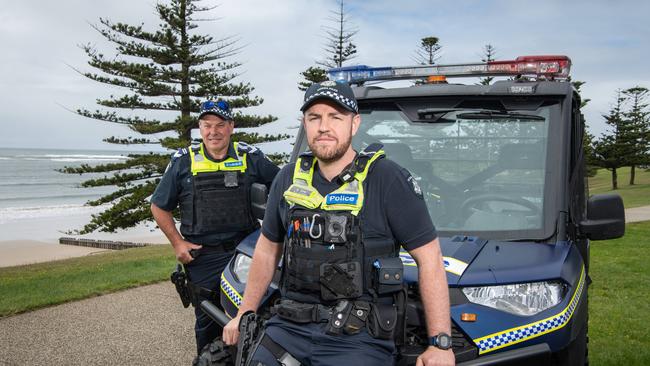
[630,165,636,185]
[612,168,618,190]
[179,0,192,146]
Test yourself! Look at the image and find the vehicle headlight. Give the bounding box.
[232,253,252,284]
[462,281,566,316]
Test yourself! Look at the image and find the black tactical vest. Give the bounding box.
[179,143,257,238]
[280,144,400,304]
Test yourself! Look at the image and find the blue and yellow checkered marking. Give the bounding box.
[473,266,586,354]
[220,273,242,308]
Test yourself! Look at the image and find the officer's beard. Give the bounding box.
[309,133,352,164]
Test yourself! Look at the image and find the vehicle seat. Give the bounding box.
[382,143,429,177]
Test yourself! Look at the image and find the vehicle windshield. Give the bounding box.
[349,102,558,240]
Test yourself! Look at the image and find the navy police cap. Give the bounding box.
[199,100,233,121]
[300,81,358,114]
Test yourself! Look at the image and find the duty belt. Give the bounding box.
[203,239,239,251]
[190,239,239,257]
[273,299,372,337]
[273,299,333,323]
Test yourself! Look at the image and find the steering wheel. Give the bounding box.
[460,194,541,219]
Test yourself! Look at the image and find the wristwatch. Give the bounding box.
[429,332,453,350]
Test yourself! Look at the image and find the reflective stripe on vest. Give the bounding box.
[189,142,248,175]
[283,145,385,215]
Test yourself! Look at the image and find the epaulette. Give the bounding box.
[298,150,315,172]
[171,147,189,160]
[236,141,259,154]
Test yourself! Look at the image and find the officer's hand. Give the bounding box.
[416,347,455,366]
[223,315,241,346]
[173,239,202,264]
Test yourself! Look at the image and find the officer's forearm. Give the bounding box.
[150,203,184,246]
[411,238,452,337]
[238,233,282,315]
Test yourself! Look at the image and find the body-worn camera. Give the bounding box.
[324,213,348,243]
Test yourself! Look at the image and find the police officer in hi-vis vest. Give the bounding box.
[223,82,455,366]
[150,100,279,356]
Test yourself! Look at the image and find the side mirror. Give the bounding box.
[579,194,625,240]
[251,183,268,221]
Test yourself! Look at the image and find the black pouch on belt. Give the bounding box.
[326,300,352,336]
[372,257,404,295]
[367,303,397,340]
[274,300,320,323]
[343,301,371,335]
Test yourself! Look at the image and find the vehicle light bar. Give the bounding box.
[328,55,571,84]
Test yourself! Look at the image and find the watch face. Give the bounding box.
[431,333,452,349]
[438,334,452,349]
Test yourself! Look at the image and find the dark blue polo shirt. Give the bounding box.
[262,156,437,252]
[151,142,280,245]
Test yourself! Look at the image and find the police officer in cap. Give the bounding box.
[223,82,455,365]
[151,99,280,356]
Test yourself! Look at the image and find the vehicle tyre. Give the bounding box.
[555,321,588,366]
[194,338,234,366]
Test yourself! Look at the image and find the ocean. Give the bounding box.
[0,147,139,226]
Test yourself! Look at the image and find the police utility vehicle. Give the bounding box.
[198,55,626,365]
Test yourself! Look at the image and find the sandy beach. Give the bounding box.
[0,205,168,268]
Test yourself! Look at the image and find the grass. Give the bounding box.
[0,245,176,317]
[1,222,648,364]
[589,220,650,365]
[589,166,650,208]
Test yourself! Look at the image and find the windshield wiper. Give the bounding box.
[456,110,544,120]
[416,108,465,123]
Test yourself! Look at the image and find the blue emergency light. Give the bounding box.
[328,55,572,84]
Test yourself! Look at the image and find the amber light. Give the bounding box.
[426,75,447,84]
[461,313,477,322]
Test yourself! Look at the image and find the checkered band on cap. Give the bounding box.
[200,106,233,120]
[303,89,358,113]
[301,82,359,113]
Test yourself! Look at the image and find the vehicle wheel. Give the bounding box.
[194,338,234,366]
[555,322,588,366]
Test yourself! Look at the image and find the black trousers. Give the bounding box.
[185,248,234,354]
[250,315,396,366]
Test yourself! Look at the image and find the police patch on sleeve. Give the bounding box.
[236,141,259,154]
[407,175,423,199]
[172,148,188,160]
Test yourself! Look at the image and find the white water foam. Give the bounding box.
[0,204,107,224]
[50,158,127,162]
[44,154,129,159]
[15,154,129,162]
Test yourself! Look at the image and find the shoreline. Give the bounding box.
[0,206,169,268]
[0,240,111,268]
[0,234,169,268]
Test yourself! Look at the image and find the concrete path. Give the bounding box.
[1,206,649,366]
[625,205,650,223]
[0,282,195,366]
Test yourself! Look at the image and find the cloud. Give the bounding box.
[1,0,649,150]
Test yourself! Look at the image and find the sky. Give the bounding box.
[1,0,649,154]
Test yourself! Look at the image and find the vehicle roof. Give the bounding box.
[353,79,574,101]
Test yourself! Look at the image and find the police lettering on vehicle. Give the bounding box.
[325,193,359,205]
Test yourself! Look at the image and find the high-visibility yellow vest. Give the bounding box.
[283,144,385,215]
[189,142,248,175]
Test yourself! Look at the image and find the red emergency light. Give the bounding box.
[328,55,572,84]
